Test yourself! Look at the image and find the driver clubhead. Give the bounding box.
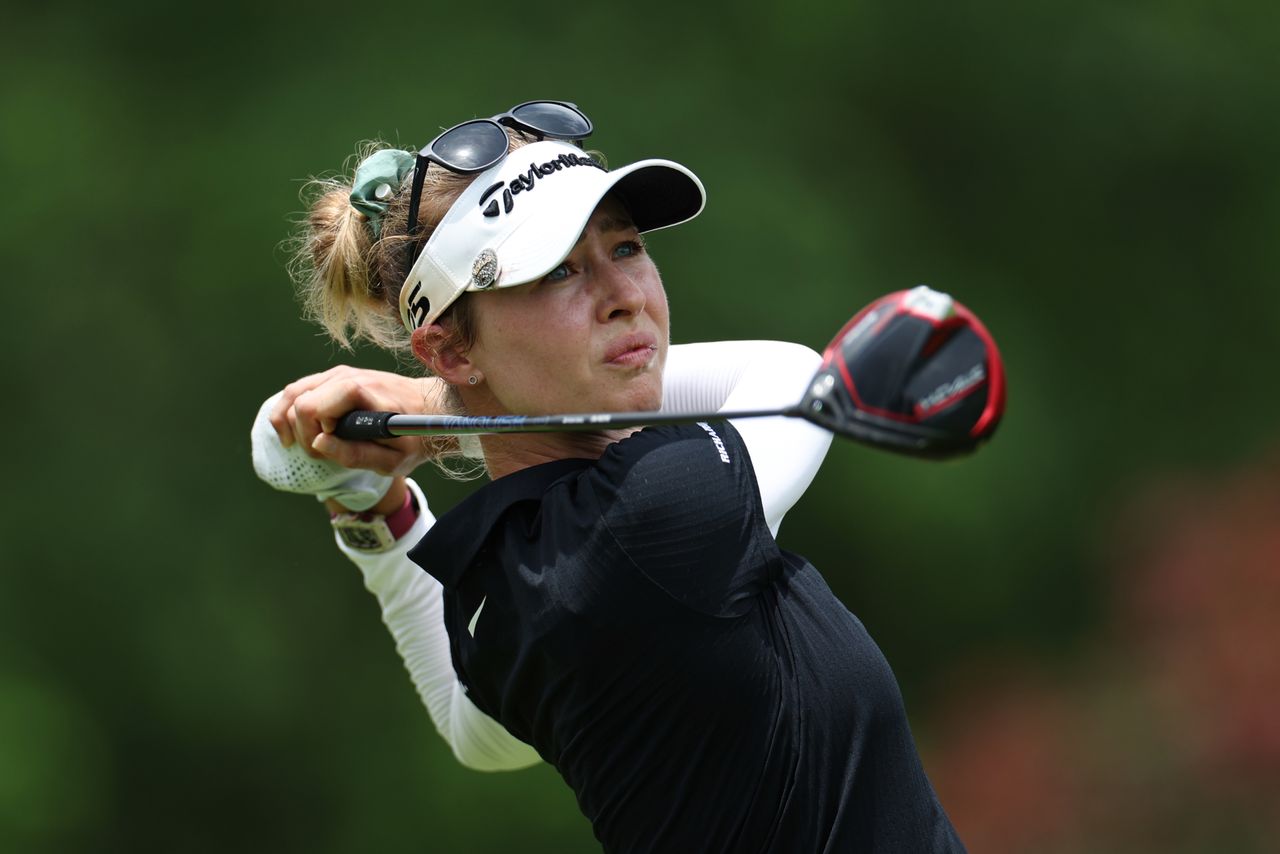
[800,286,1006,458]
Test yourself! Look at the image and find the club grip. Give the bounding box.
[334,411,396,440]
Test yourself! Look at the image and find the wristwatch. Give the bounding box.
[330,488,419,553]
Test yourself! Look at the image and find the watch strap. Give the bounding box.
[384,486,419,540]
[330,487,419,553]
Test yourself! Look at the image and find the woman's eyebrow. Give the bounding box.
[592,214,637,234]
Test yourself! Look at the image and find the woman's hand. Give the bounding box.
[269,366,451,478]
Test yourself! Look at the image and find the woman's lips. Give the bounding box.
[605,333,659,367]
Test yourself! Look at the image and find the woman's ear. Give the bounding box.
[412,323,475,385]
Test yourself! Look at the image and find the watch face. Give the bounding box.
[332,516,397,553]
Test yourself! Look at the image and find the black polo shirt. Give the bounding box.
[410,422,964,853]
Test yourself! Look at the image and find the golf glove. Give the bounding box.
[250,391,393,512]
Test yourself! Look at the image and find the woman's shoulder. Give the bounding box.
[592,420,752,499]
[584,421,779,615]
[603,419,746,469]
[587,422,768,545]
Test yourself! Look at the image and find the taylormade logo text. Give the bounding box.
[478,153,604,217]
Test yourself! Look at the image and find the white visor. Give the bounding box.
[398,140,705,331]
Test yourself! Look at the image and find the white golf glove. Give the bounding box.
[250,391,393,512]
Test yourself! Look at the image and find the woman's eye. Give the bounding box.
[543,263,571,283]
[614,239,644,259]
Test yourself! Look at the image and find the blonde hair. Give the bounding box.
[287,130,565,479]
[288,131,544,355]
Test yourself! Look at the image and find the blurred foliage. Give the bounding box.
[2,0,1277,851]
[929,453,1280,852]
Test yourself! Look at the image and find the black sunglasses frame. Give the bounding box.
[401,100,593,283]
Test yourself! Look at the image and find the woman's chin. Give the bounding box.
[619,378,664,413]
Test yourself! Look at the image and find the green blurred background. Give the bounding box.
[3,1,1278,851]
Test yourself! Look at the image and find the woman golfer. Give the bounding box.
[252,100,965,852]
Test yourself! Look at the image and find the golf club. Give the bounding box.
[335,286,1006,459]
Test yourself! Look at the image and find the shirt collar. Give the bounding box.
[409,457,592,588]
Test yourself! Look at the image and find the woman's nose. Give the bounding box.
[595,263,647,322]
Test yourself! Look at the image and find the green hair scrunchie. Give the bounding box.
[349,148,417,237]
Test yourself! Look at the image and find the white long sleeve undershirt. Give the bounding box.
[336,340,833,771]
[661,341,832,537]
[338,480,543,771]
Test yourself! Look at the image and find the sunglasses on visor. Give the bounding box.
[402,100,594,279]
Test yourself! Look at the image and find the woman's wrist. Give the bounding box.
[325,477,407,515]
[327,478,419,551]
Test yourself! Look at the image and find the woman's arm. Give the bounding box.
[339,479,541,771]
[661,341,833,536]
[252,375,538,771]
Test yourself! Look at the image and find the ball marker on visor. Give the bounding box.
[348,286,1007,460]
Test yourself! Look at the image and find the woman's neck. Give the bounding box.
[478,429,639,480]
